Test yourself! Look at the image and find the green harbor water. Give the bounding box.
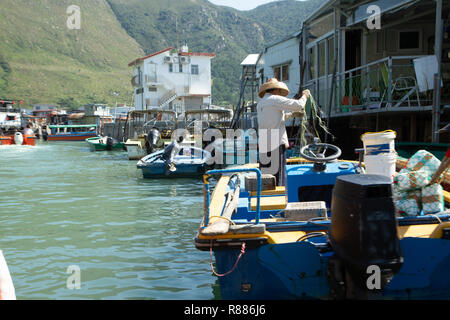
[0,141,218,300]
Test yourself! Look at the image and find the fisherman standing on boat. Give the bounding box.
[257,78,310,186]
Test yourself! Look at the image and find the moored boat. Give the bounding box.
[195,140,450,300]
[137,144,212,179]
[0,100,36,146]
[0,132,36,146]
[123,109,176,160]
[86,136,125,151]
[396,142,449,160]
[47,124,97,141]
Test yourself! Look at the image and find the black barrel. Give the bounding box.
[330,174,403,281]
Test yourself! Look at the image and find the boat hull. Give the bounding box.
[86,137,125,151]
[196,163,450,300]
[138,162,207,179]
[125,143,147,160]
[205,236,450,300]
[48,133,97,141]
[0,134,36,146]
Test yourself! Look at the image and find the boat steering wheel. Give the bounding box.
[299,142,342,163]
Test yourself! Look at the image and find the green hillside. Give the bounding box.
[0,0,326,109]
[107,0,326,106]
[0,0,144,108]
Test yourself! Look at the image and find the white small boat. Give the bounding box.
[0,250,16,300]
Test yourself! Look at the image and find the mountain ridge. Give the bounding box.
[0,0,326,108]
[108,0,326,106]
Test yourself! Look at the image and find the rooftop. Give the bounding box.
[128,46,215,67]
[128,47,174,67]
[241,54,261,66]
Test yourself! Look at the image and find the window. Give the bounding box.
[273,64,289,81]
[399,30,421,50]
[169,63,173,73]
[309,47,315,80]
[274,66,281,80]
[318,40,326,77]
[137,66,142,84]
[281,65,289,81]
[328,37,335,74]
[179,63,183,73]
[191,64,199,75]
[376,30,385,53]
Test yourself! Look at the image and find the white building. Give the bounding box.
[128,45,215,116]
[260,31,302,98]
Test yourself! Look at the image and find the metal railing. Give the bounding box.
[306,55,428,116]
[158,89,177,108]
[202,168,262,227]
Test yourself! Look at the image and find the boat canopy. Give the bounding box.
[129,109,177,116]
[185,108,232,115]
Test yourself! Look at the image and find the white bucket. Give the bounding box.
[361,130,396,156]
[364,153,397,182]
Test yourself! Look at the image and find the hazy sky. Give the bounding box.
[208,0,288,11]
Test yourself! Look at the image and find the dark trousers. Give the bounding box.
[258,145,286,186]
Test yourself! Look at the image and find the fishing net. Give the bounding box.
[422,183,445,214]
[393,184,422,216]
[394,168,431,191]
[291,94,334,157]
[405,150,441,178]
[393,150,445,215]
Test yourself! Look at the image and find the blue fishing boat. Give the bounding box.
[195,141,450,300]
[137,144,212,179]
[47,124,97,141]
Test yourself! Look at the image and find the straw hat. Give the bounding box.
[258,78,290,98]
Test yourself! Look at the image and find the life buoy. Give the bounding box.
[0,250,16,300]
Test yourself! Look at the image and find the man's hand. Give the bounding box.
[302,89,311,99]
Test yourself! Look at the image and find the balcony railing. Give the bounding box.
[305,55,432,117]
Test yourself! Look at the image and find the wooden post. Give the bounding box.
[433,0,443,143]
[432,73,440,143]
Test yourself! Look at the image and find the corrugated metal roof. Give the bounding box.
[264,29,302,51]
[240,54,260,66]
[303,0,418,25]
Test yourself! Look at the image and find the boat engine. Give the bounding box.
[42,126,49,141]
[145,128,160,155]
[327,174,403,299]
[106,136,114,151]
[14,132,24,145]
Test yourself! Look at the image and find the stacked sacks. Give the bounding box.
[422,184,445,214]
[393,150,444,216]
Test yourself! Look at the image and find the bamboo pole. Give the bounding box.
[431,151,450,184]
